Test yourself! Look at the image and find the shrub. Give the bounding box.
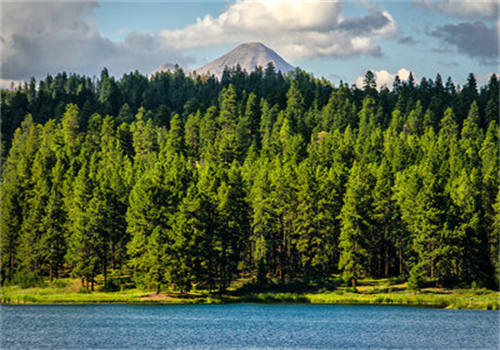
[388,276,404,285]
[77,286,90,293]
[14,272,45,289]
[324,276,343,290]
[408,266,425,291]
[50,279,69,289]
[133,272,146,290]
[102,278,121,292]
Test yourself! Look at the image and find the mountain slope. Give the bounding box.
[154,42,294,78]
[195,42,294,78]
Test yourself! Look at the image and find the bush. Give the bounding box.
[50,279,69,289]
[324,276,343,290]
[102,278,121,292]
[133,272,146,290]
[388,276,404,285]
[78,286,91,293]
[408,266,425,291]
[13,272,45,289]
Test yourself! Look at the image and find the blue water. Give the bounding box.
[1,304,498,349]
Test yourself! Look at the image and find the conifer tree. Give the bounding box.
[41,156,67,281]
[66,159,94,289]
[250,160,279,277]
[339,161,374,286]
[0,115,40,280]
[184,111,201,159]
[294,162,338,277]
[285,80,305,135]
[214,163,250,291]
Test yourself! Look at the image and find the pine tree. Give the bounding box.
[214,163,250,291]
[338,161,375,286]
[41,157,67,281]
[166,113,184,154]
[460,101,483,170]
[394,142,450,284]
[294,161,339,277]
[269,158,298,282]
[184,111,201,159]
[250,160,279,279]
[285,80,305,135]
[479,121,499,286]
[216,85,241,164]
[244,92,261,146]
[66,159,99,290]
[199,106,218,162]
[371,162,401,277]
[0,115,40,280]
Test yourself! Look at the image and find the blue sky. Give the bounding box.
[2,1,498,88]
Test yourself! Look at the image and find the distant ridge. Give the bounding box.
[154,42,294,78]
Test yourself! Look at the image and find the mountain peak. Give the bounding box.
[155,42,294,79]
[196,42,293,78]
[236,42,266,48]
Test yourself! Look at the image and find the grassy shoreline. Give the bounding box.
[1,279,498,310]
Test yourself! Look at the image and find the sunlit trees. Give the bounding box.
[1,69,498,291]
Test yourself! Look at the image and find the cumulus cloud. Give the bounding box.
[0,79,25,90]
[475,72,498,85]
[1,0,400,80]
[355,68,418,90]
[415,0,498,20]
[430,21,498,65]
[157,0,398,60]
[1,1,191,80]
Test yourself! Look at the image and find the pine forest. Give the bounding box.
[1,66,498,293]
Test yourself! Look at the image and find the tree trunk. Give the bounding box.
[384,248,389,277]
[111,242,116,270]
[280,217,286,284]
[9,252,14,280]
[156,283,160,295]
[49,265,53,282]
[103,260,107,289]
[399,250,403,275]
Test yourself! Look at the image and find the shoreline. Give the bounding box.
[2,289,498,310]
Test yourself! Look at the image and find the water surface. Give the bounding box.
[1,304,498,349]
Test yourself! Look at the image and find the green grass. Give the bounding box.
[305,289,500,310]
[234,288,499,310]
[1,277,499,310]
[1,285,144,304]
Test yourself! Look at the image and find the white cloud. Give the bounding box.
[1,0,400,80]
[1,1,190,80]
[0,79,25,90]
[158,0,398,60]
[475,72,497,85]
[415,0,498,20]
[355,68,418,90]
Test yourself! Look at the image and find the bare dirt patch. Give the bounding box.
[140,293,178,301]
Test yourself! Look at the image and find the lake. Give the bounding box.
[1,304,498,349]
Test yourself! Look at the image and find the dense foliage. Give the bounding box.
[1,65,498,292]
